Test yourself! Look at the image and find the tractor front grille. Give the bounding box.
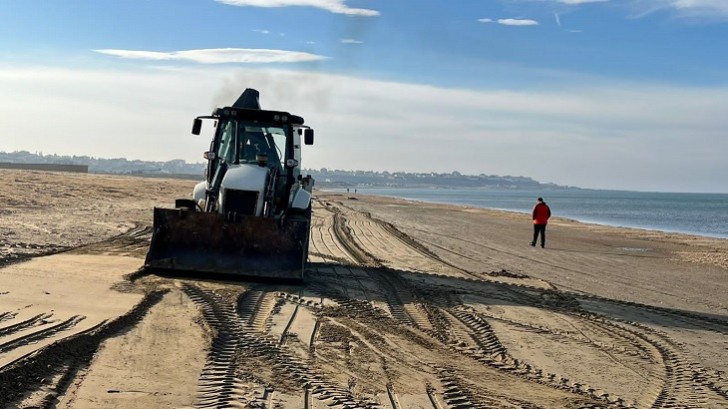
[224,189,258,215]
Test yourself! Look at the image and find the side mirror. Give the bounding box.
[304,128,314,145]
[286,159,299,168]
[192,118,202,135]
[203,151,217,160]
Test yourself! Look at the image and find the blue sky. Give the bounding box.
[1,0,727,192]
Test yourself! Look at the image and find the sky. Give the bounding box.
[1,0,727,193]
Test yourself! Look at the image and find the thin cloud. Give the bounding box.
[93,48,327,64]
[650,0,728,19]
[252,29,270,34]
[557,0,608,4]
[498,18,539,26]
[478,17,539,26]
[340,39,363,44]
[555,11,582,31]
[214,0,379,16]
[553,0,728,20]
[672,0,728,10]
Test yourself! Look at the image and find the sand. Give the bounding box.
[0,169,726,408]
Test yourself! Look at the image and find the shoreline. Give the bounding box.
[322,188,728,240]
[329,190,728,253]
[319,191,728,314]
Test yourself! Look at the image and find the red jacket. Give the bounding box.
[532,202,551,225]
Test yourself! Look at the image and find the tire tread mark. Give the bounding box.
[479,309,653,361]
[280,303,299,346]
[238,287,277,333]
[318,201,368,265]
[581,314,718,409]
[310,205,358,265]
[185,285,376,409]
[425,382,446,409]
[184,285,250,408]
[0,312,17,323]
[0,315,85,354]
[332,210,378,266]
[0,312,53,338]
[0,290,167,408]
[436,367,506,408]
[447,306,628,407]
[309,318,321,352]
[327,202,436,330]
[386,383,402,409]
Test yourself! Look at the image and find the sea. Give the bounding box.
[328,187,728,239]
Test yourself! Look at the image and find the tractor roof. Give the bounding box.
[212,107,304,125]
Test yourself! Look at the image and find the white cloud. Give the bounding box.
[478,18,540,26]
[93,48,327,64]
[252,29,270,34]
[498,18,539,26]
[214,0,379,16]
[1,65,727,192]
[554,12,561,26]
[340,39,363,44]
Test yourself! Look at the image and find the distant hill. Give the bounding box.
[305,168,573,189]
[0,151,204,177]
[0,151,574,190]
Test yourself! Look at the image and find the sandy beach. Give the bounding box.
[1,169,726,408]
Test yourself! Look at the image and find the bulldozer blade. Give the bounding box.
[145,208,309,281]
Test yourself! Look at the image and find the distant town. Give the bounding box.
[0,151,574,190]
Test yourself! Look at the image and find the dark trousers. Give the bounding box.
[532,224,546,247]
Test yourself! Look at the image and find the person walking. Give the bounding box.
[531,197,551,248]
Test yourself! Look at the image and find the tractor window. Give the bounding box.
[217,120,237,164]
[239,130,268,163]
[238,122,287,171]
[265,127,287,168]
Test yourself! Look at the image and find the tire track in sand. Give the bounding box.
[0,312,53,338]
[445,305,628,407]
[184,284,378,409]
[0,290,167,408]
[325,202,436,331]
[319,198,725,408]
[577,313,725,408]
[0,315,85,354]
